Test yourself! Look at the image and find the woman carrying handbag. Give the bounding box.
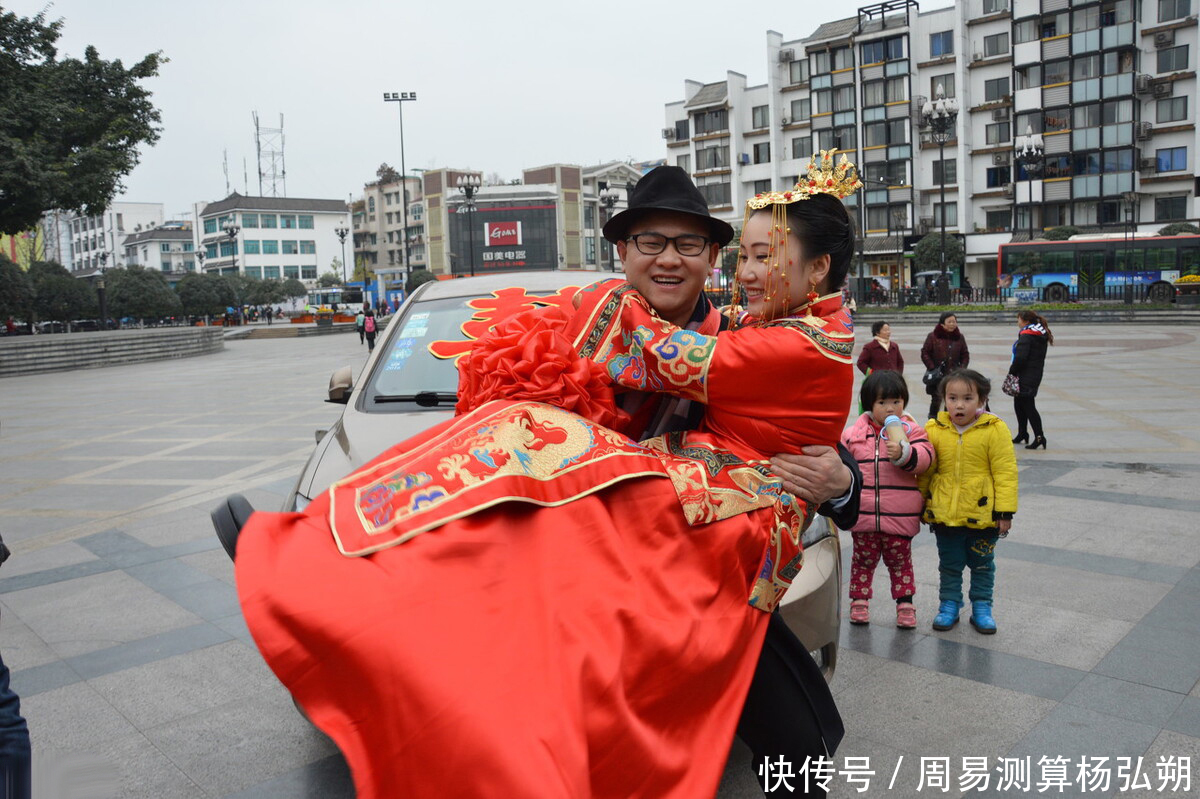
[1005,310,1053,449]
[920,312,969,421]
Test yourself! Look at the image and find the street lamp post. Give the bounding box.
[922,84,959,304]
[383,91,417,285]
[456,175,481,277]
[224,221,242,324]
[1014,125,1045,244]
[599,188,619,271]
[97,252,108,329]
[334,222,350,287]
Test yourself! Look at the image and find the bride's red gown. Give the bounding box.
[235,281,852,798]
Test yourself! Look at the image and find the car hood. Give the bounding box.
[300,406,455,501]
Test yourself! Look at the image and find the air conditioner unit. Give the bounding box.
[992,107,1010,121]
[661,128,675,140]
[1153,81,1173,98]
[992,153,1009,166]
[1002,183,1015,197]
[1139,158,1158,172]
[778,48,796,63]
[1137,121,1154,140]
[1154,30,1175,48]
[738,153,751,165]
[781,115,792,126]
[918,216,933,234]
[1135,74,1152,94]
[972,52,984,62]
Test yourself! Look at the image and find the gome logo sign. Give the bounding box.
[485,222,523,247]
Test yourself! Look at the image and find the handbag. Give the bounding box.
[1002,373,1021,397]
[922,364,944,387]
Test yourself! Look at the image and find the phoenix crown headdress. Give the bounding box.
[747,149,863,209]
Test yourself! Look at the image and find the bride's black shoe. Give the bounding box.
[1025,436,1047,450]
[1012,433,1029,444]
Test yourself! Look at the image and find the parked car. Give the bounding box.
[280,270,843,678]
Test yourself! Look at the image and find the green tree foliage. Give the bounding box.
[105,265,181,322]
[1157,222,1200,236]
[376,163,401,184]
[0,254,34,320]
[281,278,308,301]
[0,9,164,233]
[29,260,96,324]
[317,271,343,287]
[913,233,965,274]
[405,268,439,295]
[1042,226,1081,241]
[175,273,235,319]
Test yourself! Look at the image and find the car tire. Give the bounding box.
[1044,283,1069,303]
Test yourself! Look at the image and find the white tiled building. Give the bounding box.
[663,0,1200,287]
[64,202,165,273]
[122,224,196,274]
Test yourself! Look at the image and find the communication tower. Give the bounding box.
[254,112,287,197]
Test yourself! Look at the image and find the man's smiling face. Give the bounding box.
[615,211,719,327]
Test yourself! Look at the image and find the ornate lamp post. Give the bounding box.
[334,222,350,286]
[224,221,242,324]
[456,174,481,277]
[1014,125,1045,243]
[97,251,108,329]
[599,188,620,271]
[384,91,417,285]
[922,84,959,303]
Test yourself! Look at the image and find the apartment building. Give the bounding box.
[122,223,196,274]
[64,202,165,273]
[354,175,426,290]
[663,0,1200,287]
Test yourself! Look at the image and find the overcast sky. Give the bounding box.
[15,0,950,220]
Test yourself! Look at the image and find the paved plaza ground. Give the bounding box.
[0,319,1197,798]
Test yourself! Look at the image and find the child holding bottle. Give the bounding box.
[920,369,1019,634]
[842,370,935,628]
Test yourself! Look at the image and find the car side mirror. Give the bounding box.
[327,366,353,404]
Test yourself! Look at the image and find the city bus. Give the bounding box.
[997,234,1200,303]
[306,286,364,312]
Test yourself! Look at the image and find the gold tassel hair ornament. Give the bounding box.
[730,149,863,326]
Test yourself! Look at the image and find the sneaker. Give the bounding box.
[896,602,917,629]
[849,599,870,625]
[932,600,962,631]
[970,600,997,634]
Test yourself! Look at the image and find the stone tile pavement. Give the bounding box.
[0,321,1196,797]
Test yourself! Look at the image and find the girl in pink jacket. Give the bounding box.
[841,370,935,628]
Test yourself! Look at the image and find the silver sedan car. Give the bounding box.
[285,270,841,678]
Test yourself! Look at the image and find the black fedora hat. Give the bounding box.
[602,166,735,247]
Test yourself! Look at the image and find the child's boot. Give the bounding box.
[932,600,961,631]
[896,602,917,629]
[849,599,870,625]
[970,600,997,634]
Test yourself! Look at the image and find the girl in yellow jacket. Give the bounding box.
[919,369,1018,634]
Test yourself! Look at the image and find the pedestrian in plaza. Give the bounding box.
[856,321,904,375]
[1006,310,1053,450]
[920,369,1018,635]
[0,539,32,799]
[842,371,934,629]
[920,312,969,421]
[355,306,366,345]
[363,306,377,352]
[266,306,274,326]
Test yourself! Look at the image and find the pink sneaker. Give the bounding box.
[896,602,917,629]
[850,599,870,625]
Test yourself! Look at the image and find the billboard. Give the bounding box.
[449,205,557,274]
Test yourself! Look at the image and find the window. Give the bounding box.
[833,85,855,111]
[886,119,906,145]
[264,266,280,279]
[243,240,260,255]
[1158,45,1188,73]
[284,265,300,279]
[219,241,235,257]
[984,77,1010,102]
[886,77,907,103]
[832,46,852,71]
[986,166,1012,187]
[862,40,883,64]
[1040,11,1068,38]
[933,159,957,184]
[183,242,194,252]
[931,74,955,99]
[985,209,1011,230]
[298,215,314,229]
[930,31,953,58]
[300,240,316,254]
[205,244,218,259]
[676,154,690,173]
[1074,55,1101,81]
[1015,64,1042,90]
[1155,196,1188,220]
[301,265,318,280]
[1159,0,1191,22]
[242,213,259,228]
[161,260,171,271]
[262,240,279,254]
[751,105,769,129]
[792,136,812,159]
[1044,155,1072,179]
[280,215,296,229]
[1158,97,1187,123]
[367,197,375,212]
[815,90,833,114]
[203,218,217,234]
[1156,146,1187,171]
[753,179,772,195]
[983,32,1009,57]
[811,50,830,75]
[260,214,277,228]
[864,81,885,107]
[243,265,261,279]
[986,122,1011,144]
[217,215,233,229]
[790,98,810,120]
[934,202,958,227]
[1044,59,1069,85]
[983,0,1008,12]
[281,240,298,255]
[1102,149,1134,172]
[789,59,809,85]
[865,121,888,147]
[695,144,729,170]
[160,243,171,253]
[693,109,728,135]
[696,179,731,206]
[385,193,393,206]
[675,119,690,140]
[753,142,771,164]
[1044,107,1071,133]
[1014,19,1039,44]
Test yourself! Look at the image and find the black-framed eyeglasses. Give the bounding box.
[627,233,711,257]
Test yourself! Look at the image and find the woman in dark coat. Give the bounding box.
[857,321,904,375]
[1008,310,1053,449]
[920,312,969,421]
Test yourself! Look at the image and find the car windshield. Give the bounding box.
[363,296,479,404]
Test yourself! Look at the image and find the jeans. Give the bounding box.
[0,646,31,799]
[934,528,999,604]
